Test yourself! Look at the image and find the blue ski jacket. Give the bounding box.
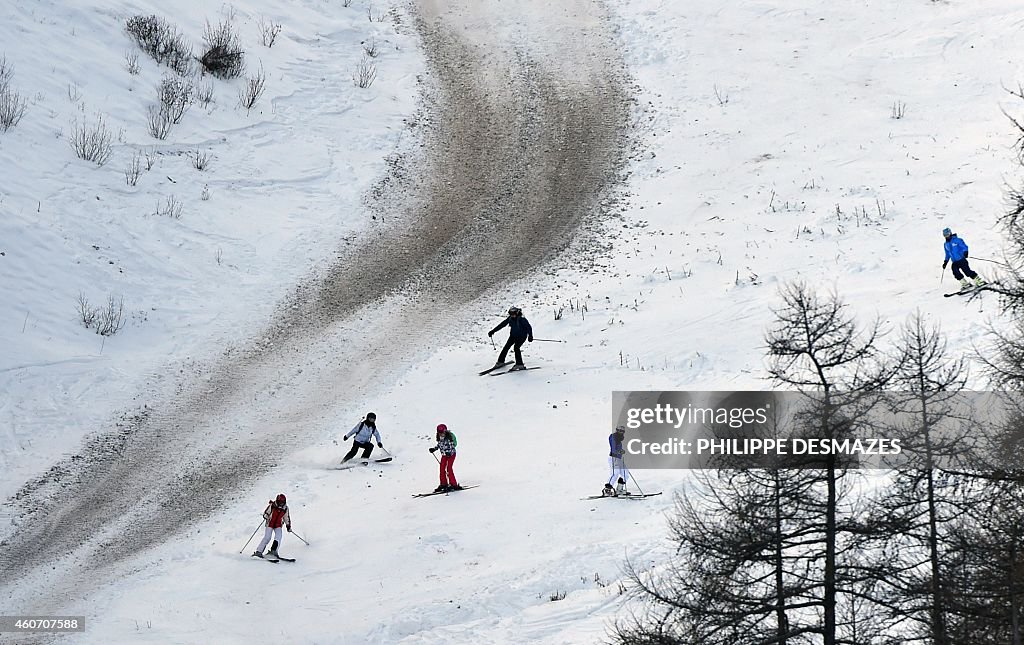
[490,315,533,341]
[944,235,968,262]
[609,433,625,458]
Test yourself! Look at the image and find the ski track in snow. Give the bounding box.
[0,0,629,623]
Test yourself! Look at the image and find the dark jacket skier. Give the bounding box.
[488,306,533,370]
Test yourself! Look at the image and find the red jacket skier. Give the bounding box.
[253,493,292,559]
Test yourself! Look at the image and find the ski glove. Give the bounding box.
[963,252,968,259]
[488,331,494,338]
[287,526,292,532]
[377,442,383,448]
[942,260,948,269]
[429,446,438,453]
[528,336,533,342]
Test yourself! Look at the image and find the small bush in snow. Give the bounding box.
[144,147,156,170]
[146,104,172,140]
[125,150,143,186]
[353,55,377,88]
[258,16,282,48]
[157,75,193,124]
[191,149,211,171]
[891,100,907,120]
[155,194,183,219]
[77,293,126,336]
[196,80,214,107]
[200,18,245,79]
[125,15,193,76]
[201,184,211,201]
[0,56,28,132]
[238,65,266,111]
[124,51,141,75]
[69,114,114,166]
[363,38,379,58]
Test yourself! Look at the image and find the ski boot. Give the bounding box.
[509,364,527,372]
[434,484,449,493]
[448,484,463,491]
[252,550,264,558]
[602,483,616,497]
[959,278,972,291]
[616,477,630,496]
[974,276,987,287]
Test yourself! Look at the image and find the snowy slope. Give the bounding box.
[0,0,421,501]
[4,0,1024,643]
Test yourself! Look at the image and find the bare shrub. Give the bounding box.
[125,150,143,186]
[155,194,183,218]
[69,114,114,166]
[258,16,282,48]
[144,147,156,170]
[77,293,97,328]
[353,55,377,88]
[363,38,379,58]
[891,100,907,120]
[201,184,211,201]
[124,51,141,75]
[125,15,193,76]
[196,80,214,106]
[146,104,172,139]
[200,18,244,79]
[0,57,27,132]
[77,294,126,336]
[238,65,266,111]
[366,5,386,22]
[95,295,125,336]
[157,75,193,124]
[342,0,352,6]
[191,149,211,171]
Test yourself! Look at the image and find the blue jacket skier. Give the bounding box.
[488,306,533,371]
[942,228,985,291]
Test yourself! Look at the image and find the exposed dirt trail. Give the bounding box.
[0,0,628,617]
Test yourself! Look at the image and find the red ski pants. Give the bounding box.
[439,454,457,486]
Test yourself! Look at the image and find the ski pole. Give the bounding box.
[291,530,310,546]
[239,521,263,553]
[626,470,643,499]
[972,256,1011,268]
[531,338,565,343]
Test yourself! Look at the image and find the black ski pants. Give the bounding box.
[343,440,374,461]
[950,259,978,280]
[498,336,526,365]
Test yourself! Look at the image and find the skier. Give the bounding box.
[942,227,985,291]
[253,493,292,559]
[428,423,461,493]
[341,412,384,463]
[487,306,533,371]
[603,426,630,496]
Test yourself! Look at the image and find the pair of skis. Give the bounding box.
[253,553,295,563]
[582,492,663,501]
[478,361,541,376]
[943,282,998,298]
[332,456,393,470]
[412,485,479,498]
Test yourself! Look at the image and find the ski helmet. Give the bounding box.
[276,493,287,505]
[508,306,522,315]
[436,423,447,434]
[615,425,625,433]
[942,227,952,238]
[366,412,376,421]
